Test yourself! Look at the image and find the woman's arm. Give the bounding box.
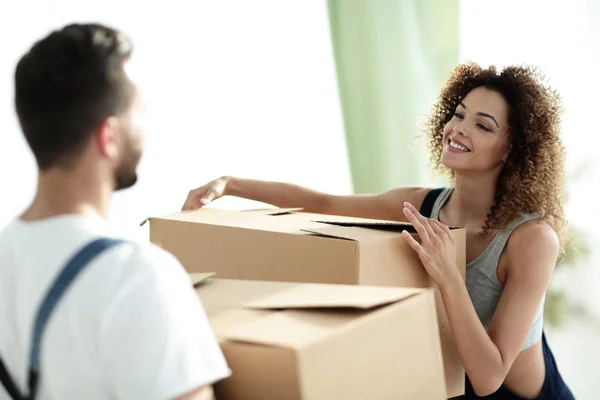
[402,204,558,396]
[183,176,431,222]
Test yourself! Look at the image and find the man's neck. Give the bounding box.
[21,166,112,222]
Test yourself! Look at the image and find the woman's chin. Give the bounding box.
[440,155,463,171]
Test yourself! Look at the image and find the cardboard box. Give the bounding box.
[144,208,466,397]
[192,273,448,400]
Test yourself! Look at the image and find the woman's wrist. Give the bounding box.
[438,266,464,295]
[222,175,236,197]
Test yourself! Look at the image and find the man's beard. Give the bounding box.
[114,166,138,191]
[114,143,141,191]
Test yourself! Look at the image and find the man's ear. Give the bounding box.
[96,117,121,161]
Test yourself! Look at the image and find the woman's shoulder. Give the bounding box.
[504,218,560,275]
[509,217,557,244]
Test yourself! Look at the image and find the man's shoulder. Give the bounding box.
[76,240,197,327]
[98,240,190,288]
[116,240,181,267]
[0,219,22,242]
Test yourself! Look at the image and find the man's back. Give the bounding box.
[0,215,230,399]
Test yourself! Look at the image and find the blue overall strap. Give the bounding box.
[0,355,21,399]
[419,188,445,218]
[25,237,125,400]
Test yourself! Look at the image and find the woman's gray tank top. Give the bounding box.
[430,187,544,350]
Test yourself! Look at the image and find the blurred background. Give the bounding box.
[1,0,597,397]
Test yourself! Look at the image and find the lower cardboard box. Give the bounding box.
[192,274,448,400]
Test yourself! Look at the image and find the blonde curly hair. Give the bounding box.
[425,62,567,247]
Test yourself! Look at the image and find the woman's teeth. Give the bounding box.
[449,140,469,152]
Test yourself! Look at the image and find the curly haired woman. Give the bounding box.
[182,63,574,399]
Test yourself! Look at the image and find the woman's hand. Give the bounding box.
[401,202,460,288]
[182,176,230,211]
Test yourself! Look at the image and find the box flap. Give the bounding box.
[314,220,461,230]
[226,287,425,349]
[224,310,344,349]
[301,224,415,242]
[243,284,421,310]
[300,220,419,242]
[241,207,304,216]
[314,220,413,229]
[189,272,216,287]
[142,208,321,234]
[140,209,230,226]
[206,308,270,339]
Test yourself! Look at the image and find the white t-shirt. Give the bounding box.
[0,214,230,400]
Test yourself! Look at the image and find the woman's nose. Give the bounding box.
[453,123,469,137]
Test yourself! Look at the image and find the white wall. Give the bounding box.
[0,0,352,242]
[460,0,600,319]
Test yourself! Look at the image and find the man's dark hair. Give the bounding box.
[15,23,135,170]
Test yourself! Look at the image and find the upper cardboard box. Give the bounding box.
[144,207,465,288]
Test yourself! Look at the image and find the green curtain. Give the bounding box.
[328,0,458,193]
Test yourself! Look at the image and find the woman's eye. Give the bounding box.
[477,123,491,132]
[453,113,464,119]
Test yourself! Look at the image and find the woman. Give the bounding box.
[182,63,574,399]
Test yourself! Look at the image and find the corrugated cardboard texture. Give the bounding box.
[299,294,444,400]
[149,208,466,397]
[218,343,301,400]
[150,217,359,284]
[196,278,447,400]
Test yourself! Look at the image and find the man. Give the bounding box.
[0,23,229,399]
